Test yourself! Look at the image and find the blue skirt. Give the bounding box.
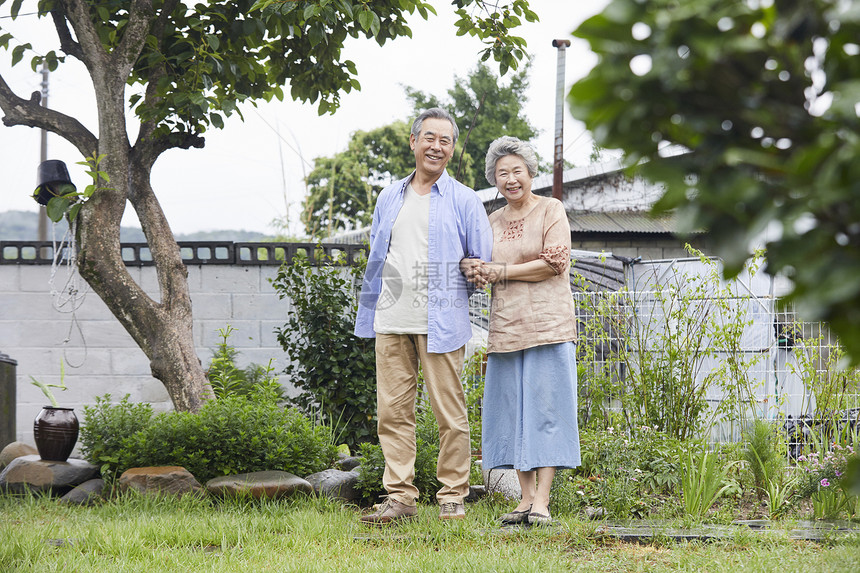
[482,341,581,471]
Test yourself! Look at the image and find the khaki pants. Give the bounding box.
[375,334,469,506]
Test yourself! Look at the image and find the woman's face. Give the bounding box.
[494,154,533,208]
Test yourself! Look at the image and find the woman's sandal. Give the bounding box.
[500,505,532,525]
[527,510,552,526]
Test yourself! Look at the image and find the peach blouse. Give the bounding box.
[487,196,577,353]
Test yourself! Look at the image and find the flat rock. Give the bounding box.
[119,466,204,498]
[335,456,362,472]
[206,470,313,499]
[466,484,486,502]
[0,454,99,495]
[60,478,105,506]
[305,469,360,502]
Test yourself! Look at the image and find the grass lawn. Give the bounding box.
[2,493,858,572]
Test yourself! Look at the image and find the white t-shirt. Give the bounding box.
[374,184,430,334]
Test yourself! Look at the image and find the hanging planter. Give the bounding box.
[32,159,77,206]
[33,406,79,462]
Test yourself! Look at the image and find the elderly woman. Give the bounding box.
[464,136,580,526]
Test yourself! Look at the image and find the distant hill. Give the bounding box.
[0,210,275,242]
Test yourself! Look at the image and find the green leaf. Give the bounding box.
[46,196,72,223]
[11,43,26,66]
[358,10,373,32]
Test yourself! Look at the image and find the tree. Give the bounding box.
[302,120,414,237]
[0,0,536,411]
[302,61,538,237]
[568,0,860,356]
[406,61,539,189]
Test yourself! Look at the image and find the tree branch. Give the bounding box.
[49,5,84,61]
[0,73,97,156]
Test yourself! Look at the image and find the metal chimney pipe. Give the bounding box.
[552,39,570,201]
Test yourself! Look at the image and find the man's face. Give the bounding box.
[410,117,456,180]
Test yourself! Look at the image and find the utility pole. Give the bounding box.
[551,39,570,201]
[38,61,50,243]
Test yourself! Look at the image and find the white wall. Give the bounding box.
[0,262,293,446]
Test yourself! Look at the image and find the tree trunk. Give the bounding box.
[67,5,212,412]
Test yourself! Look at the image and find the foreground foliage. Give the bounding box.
[570,0,860,358]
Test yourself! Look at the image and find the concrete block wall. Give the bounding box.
[0,263,294,447]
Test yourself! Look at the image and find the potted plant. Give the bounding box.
[29,362,78,462]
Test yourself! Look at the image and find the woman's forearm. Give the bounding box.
[486,259,556,283]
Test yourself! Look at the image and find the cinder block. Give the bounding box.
[77,320,138,348]
[198,320,260,348]
[184,266,204,291]
[135,379,172,405]
[231,293,286,320]
[189,293,232,319]
[18,266,54,292]
[233,348,288,371]
[110,348,153,376]
[260,321,285,347]
[201,266,261,294]
[10,320,77,349]
[0,265,20,291]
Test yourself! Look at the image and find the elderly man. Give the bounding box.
[355,107,492,524]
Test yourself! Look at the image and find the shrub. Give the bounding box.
[79,394,154,475]
[742,419,786,499]
[80,390,337,483]
[206,325,286,401]
[561,426,683,517]
[271,250,377,450]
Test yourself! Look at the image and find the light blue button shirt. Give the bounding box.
[354,170,493,354]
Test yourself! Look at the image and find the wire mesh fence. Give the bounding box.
[466,253,860,451]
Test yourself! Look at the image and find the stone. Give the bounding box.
[118,466,204,498]
[585,506,607,520]
[335,456,362,472]
[305,469,360,502]
[0,442,38,469]
[205,470,313,500]
[0,454,99,495]
[466,484,486,502]
[60,478,105,506]
[483,467,521,500]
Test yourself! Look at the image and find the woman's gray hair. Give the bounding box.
[484,136,539,186]
[411,108,459,145]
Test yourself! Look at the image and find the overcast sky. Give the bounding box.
[0,1,611,237]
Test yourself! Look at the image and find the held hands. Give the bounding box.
[460,258,504,289]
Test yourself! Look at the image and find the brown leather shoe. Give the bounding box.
[439,501,466,520]
[359,497,417,526]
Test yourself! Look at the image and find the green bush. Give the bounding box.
[79,394,154,474]
[742,420,786,499]
[271,250,377,450]
[80,390,337,483]
[206,325,286,401]
[558,427,684,518]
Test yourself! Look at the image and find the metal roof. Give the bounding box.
[568,211,680,234]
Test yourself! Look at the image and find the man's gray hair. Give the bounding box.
[484,136,539,186]
[411,108,460,145]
